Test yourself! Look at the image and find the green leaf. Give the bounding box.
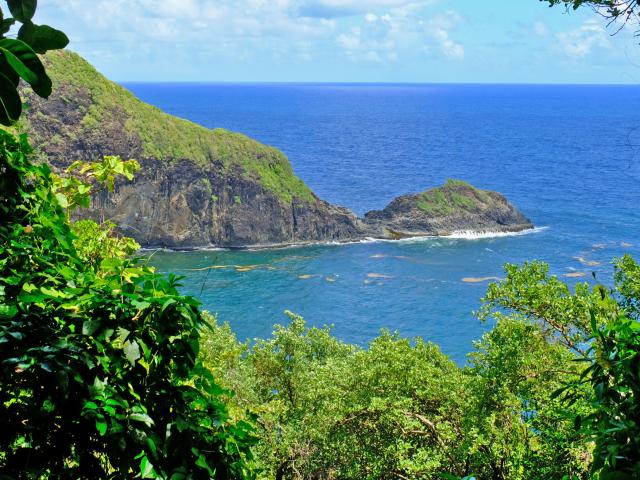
[0,303,18,318]
[129,412,155,428]
[95,414,107,436]
[195,454,215,475]
[0,71,22,125]
[54,192,68,208]
[18,22,69,54]
[140,455,156,478]
[7,0,37,22]
[82,319,101,336]
[0,38,51,97]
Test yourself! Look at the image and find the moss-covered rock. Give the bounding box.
[362,179,533,238]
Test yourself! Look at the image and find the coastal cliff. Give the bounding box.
[20,50,364,248]
[20,51,532,248]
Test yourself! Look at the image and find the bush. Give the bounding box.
[0,129,255,478]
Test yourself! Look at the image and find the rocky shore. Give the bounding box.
[21,50,533,249]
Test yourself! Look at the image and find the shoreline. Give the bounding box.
[140,224,542,253]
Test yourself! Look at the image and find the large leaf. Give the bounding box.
[0,38,51,97]
[7,0,37,23]
[0,55,20,87]
[0,71,22,125]
[18,23,69,54]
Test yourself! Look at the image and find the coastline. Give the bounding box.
[139,224,541,253]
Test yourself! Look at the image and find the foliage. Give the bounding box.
[51,155,140,215]
[0,0,68,125]
[415,179,493,216]
[0,127,256,478]
[582,314,640,478]
[556,256,640,478]
[50,155,141,267]
[544,0,640,28]
[201,307,592,479]
[71,219,140,268]
[483,257,640,479]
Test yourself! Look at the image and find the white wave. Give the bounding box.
[143,227,548,253]
[444,226,548,240]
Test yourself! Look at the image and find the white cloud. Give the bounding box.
[334,6,464,63]
[337,13,397,62]
[38,0,337,59]
[298,0,433,18]
[36,0,463,78]
[423,11,464,59]
[556,20,611,58]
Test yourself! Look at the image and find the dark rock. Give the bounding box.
[362,180,533,239]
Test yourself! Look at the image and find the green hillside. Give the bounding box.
[31,50,315,203]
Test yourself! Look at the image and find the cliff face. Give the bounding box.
[362,180,533,239]
[20,51,533,248]
[86,159,363,248]
[21,50,364,248]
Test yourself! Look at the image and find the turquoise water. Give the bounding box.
[125,83,640,363]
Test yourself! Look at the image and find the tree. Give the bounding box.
[544,0,640,30]
[0,2,255,477]
[202,309,593,479]
[481,258,640,479]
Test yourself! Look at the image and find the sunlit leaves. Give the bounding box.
[0,126,255,478]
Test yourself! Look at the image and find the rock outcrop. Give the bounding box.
[362,179,533,239]
[20,51,532,249]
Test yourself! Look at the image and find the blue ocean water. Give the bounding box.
[124,83,640,363]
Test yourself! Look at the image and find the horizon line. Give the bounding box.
[117,80,640,87]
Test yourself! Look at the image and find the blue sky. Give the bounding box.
[36,0,640,83]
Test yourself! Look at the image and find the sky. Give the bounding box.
[34,0,640,83]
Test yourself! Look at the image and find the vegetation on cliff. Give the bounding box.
[25,50,315,204]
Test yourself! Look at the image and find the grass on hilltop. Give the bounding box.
[35,50,315,204]
[416,179,494,216]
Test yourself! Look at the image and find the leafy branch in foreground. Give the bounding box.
[0,129,256,478]
[0,0,69,125]
[544,0,640,32]
[51,155,141,267]
[52,155,140,215]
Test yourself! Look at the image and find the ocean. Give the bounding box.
[124,83,640,363]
